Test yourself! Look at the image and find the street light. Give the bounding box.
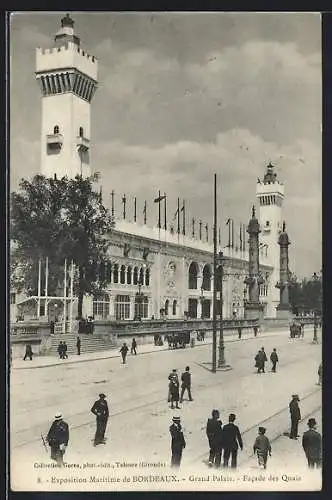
[136,270,145,321]
[217,251,227,368]
[200,285,205,319]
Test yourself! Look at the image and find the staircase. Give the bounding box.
[50,333,117,356]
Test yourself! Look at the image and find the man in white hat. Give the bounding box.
[169,416,186,467]
[46,412,69,466]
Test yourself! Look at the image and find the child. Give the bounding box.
[253,427,271,469]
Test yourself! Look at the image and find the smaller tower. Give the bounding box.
[244,206,264,319]
[276,221,291,318]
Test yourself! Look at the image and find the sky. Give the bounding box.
[10,12,322,278]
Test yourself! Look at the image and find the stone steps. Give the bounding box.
[50,333,117,355]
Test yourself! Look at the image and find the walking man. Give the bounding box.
[131,338,137,355]
[222,413,243,469]
[270,348,279,373]
[206,409,223,468]
[289,394,301,439]
[168,369,180,409]
[180,366,193,403]
[253,427,272,469]
[63,341,68,359]
[261,347,267,372]
[46,412,69,466]
[58,341,64,359]
[76,336,81,356]
[302,418,322,469]
[23,343,33,361]
[169,416,186,467]
[255,350,265,374]
[91,393,109,446]
[120,343,129,364]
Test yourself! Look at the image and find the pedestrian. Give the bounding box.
[318,362,322,385]
[302,418,322,469]
[254,350,265,374]
[63,341,68,359]
[131,338,137,355]
[270,348,279,373]
[46,412,69,466]
[300,321,305,338]
[91,393,109,446]
[23,343,33,361]
[167,369,178,402]
[169,416,186,467]
[76,336,81,356]
[253,326,258,337]
[222,413,243,469]
[206,409,223,468]
[253,427,271,469]
[168,369,180,409]
[57,341,64,359]
[289,394,301,439]
[120,343,129,364]
[261,347,267,371]
[180,366,193,403]
[238,327,242,339]
[50,320,55,335]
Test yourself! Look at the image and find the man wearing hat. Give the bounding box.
[46,412,69,466]
[302,418,322,468]
[91,393,109,446]
[253,427,272,469]
[169,416,186,467]
[289,394,301,439]
[222,413,243,469]
[206,409,223,467]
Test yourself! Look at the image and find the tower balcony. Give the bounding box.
[76,135,90,152]
[46,133,63,149]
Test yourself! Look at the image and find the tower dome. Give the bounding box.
[54,13,80,47]
[263,162,278,184]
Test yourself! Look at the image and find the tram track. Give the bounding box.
[11,346,320,450]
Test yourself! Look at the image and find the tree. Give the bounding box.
[288,271,322,316]
[11,174,112,318]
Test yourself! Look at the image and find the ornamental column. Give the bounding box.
[276,221,292,318]
[244,206,264,320]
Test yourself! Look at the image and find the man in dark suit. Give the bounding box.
[91,393,109,446]
[46,412,69,466]
[289,394,301,439]
[302,418,322,468]
[222,413,243,468]
[206,409,223,467]
[169,416,186,467]
[180,366,193,403]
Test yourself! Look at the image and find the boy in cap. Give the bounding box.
[302,418,322,468]
[169,416,186,467]
[46,412,69,466]
[253,427,272,469]
[91,393,109,446]
[289,394,301,439]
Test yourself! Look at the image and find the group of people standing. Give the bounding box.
[254,346,279,373]
[57,341,68,359]
[168,367,193,409]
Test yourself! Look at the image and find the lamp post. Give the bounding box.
[217,251,227,368]
[136,276,144,321]
[243,287,247,317]
[200,285,205,319]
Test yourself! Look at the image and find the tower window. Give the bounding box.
[266,221,270,227]
[79,127,84,137]
[53,125,59,134]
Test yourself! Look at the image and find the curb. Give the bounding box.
[11,329,308,371]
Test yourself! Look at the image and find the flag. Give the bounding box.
[143,202,147,215]
[154,194,166,203]
[226,218,231,225]
[173,207,179,220]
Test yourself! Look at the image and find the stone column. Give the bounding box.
[276,222,291,319]
[244,206,264,320]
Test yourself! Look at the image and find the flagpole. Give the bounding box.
[231,219,234,250]
[164,193,167,230]
[158,190,161,229]
[144,201,147,224]
[69,260,74,334]
[212,174,217,373]
[177,198,180,234]
[63,259,67,334]
[134,197,137,222]
[182,200,186,236]
[45,257,49,318]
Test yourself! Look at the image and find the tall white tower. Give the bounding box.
[256,163,285,317]
[35,14,98,179]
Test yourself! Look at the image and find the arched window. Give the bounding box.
[165,299,169,316]
[202,264,212,291]
[172,300,177,316]
[108,264,112,283]
[120,265,126,284]
[79,126,84,137]
[145,268,150,286]
[133,267,138,285]
[127,266,132,285]
[188,262,198,289]
[139,267,144,285]
[113,264,119,284]
[54,125,59,134]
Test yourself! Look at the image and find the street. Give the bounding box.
[10,329,322,491]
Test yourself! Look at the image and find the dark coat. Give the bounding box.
[120,345,129,355]
[222,422,243,450]
[76,338,81,347]
[206,418,223,447]
[289,399,301,420]
[132,339,137,348]
[170,423,186,450]
[270,352,278,363]
[181,371,191,387]
[91,399,109,421]
[261,350,268,362]
[302,429,322,460]
[47,419,69,448]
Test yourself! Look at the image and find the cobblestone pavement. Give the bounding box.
[10,329,322,492]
